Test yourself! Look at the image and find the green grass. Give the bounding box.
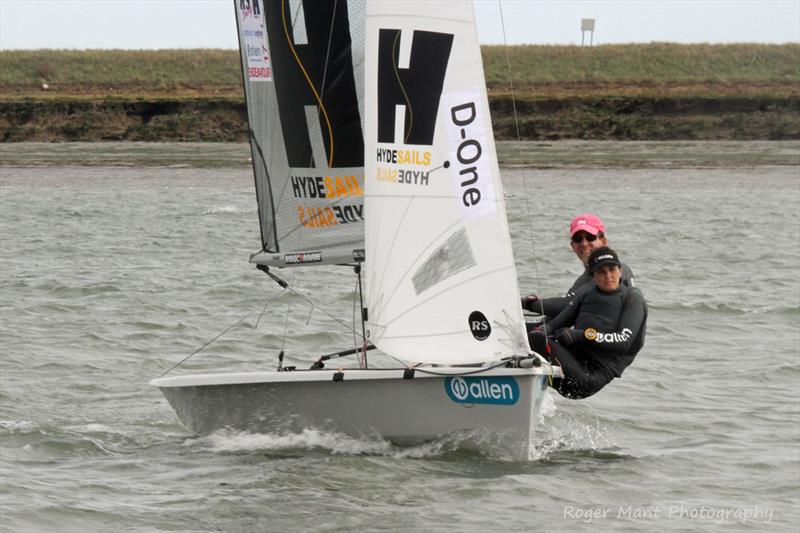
[0,49,242,89]
[481,43,800,85]
[1,43,797,92]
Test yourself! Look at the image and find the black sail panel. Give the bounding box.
[234,0,366,266]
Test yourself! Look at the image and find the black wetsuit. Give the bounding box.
[537,262,635,318]
[529,283,647,399]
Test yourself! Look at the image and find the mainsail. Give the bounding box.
[234,0,367,267]
[363,1,531,365]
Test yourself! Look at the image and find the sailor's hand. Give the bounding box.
[526,320,544,333]
[521,294,540,312]
[556,327,582,346]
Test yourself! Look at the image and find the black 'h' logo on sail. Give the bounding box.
[265,0,363,168]
[377,29,454,146]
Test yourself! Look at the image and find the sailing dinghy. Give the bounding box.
[151,0,561,459]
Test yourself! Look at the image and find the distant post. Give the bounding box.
[581,18,595,46]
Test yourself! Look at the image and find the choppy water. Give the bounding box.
[1,142,798,532]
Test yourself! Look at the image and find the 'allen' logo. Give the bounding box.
[596,328,632,343]
[586,328,633,343]
[445,377,519,405]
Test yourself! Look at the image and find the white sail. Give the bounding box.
[234,0,367,267]
[363,1,530,365]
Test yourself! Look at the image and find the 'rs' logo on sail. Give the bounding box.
[468,311,491,341]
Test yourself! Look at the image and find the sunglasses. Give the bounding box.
[571,232,603,244]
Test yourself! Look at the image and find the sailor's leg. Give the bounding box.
[527,330,551,356]
[528,332,612,399]
[552,344,614,399]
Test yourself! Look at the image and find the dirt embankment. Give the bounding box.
[3,46,797,141]
[0,98,247,142]
[490,94,800,141]
[1,83,798,142]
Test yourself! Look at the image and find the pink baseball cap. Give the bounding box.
[570,213,606,236]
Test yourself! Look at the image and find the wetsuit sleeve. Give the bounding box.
[538,272,593,316]
[545,290,584,332]
[583,288,646,353]
[539,295,569,316]
[568,271,592,293]
[621,263,636,288]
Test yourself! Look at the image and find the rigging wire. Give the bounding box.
[350,266,371,369]
[352,276,360,353]
[255,292,278,329]
[282,278,366,340]
[158,289,285,378]
[355,264,368,368]
[280,297,291,354]
[497,0,551,347]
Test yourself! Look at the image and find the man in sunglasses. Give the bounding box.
[528,246,647,399]
[522,213,635,319]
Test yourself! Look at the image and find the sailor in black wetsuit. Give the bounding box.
[522,213,635,319]
[529,247,647,399]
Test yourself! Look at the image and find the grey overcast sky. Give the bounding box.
[1,0,798,49]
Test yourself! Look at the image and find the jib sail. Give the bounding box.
[363,0,530,365]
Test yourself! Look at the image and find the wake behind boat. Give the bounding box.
[151,0,561,459]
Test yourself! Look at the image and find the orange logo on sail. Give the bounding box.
[297,206,338,228]
[324,175,363,198]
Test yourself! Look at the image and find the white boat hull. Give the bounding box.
[151,366,554,459]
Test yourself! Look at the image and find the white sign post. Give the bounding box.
[581,18,595,46]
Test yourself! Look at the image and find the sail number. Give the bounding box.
[451,102,484,208]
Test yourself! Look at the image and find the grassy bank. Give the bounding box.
[1,44,798,141]
[0,49,242,98]
[482,43,799,85]
[2,44,798,98]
